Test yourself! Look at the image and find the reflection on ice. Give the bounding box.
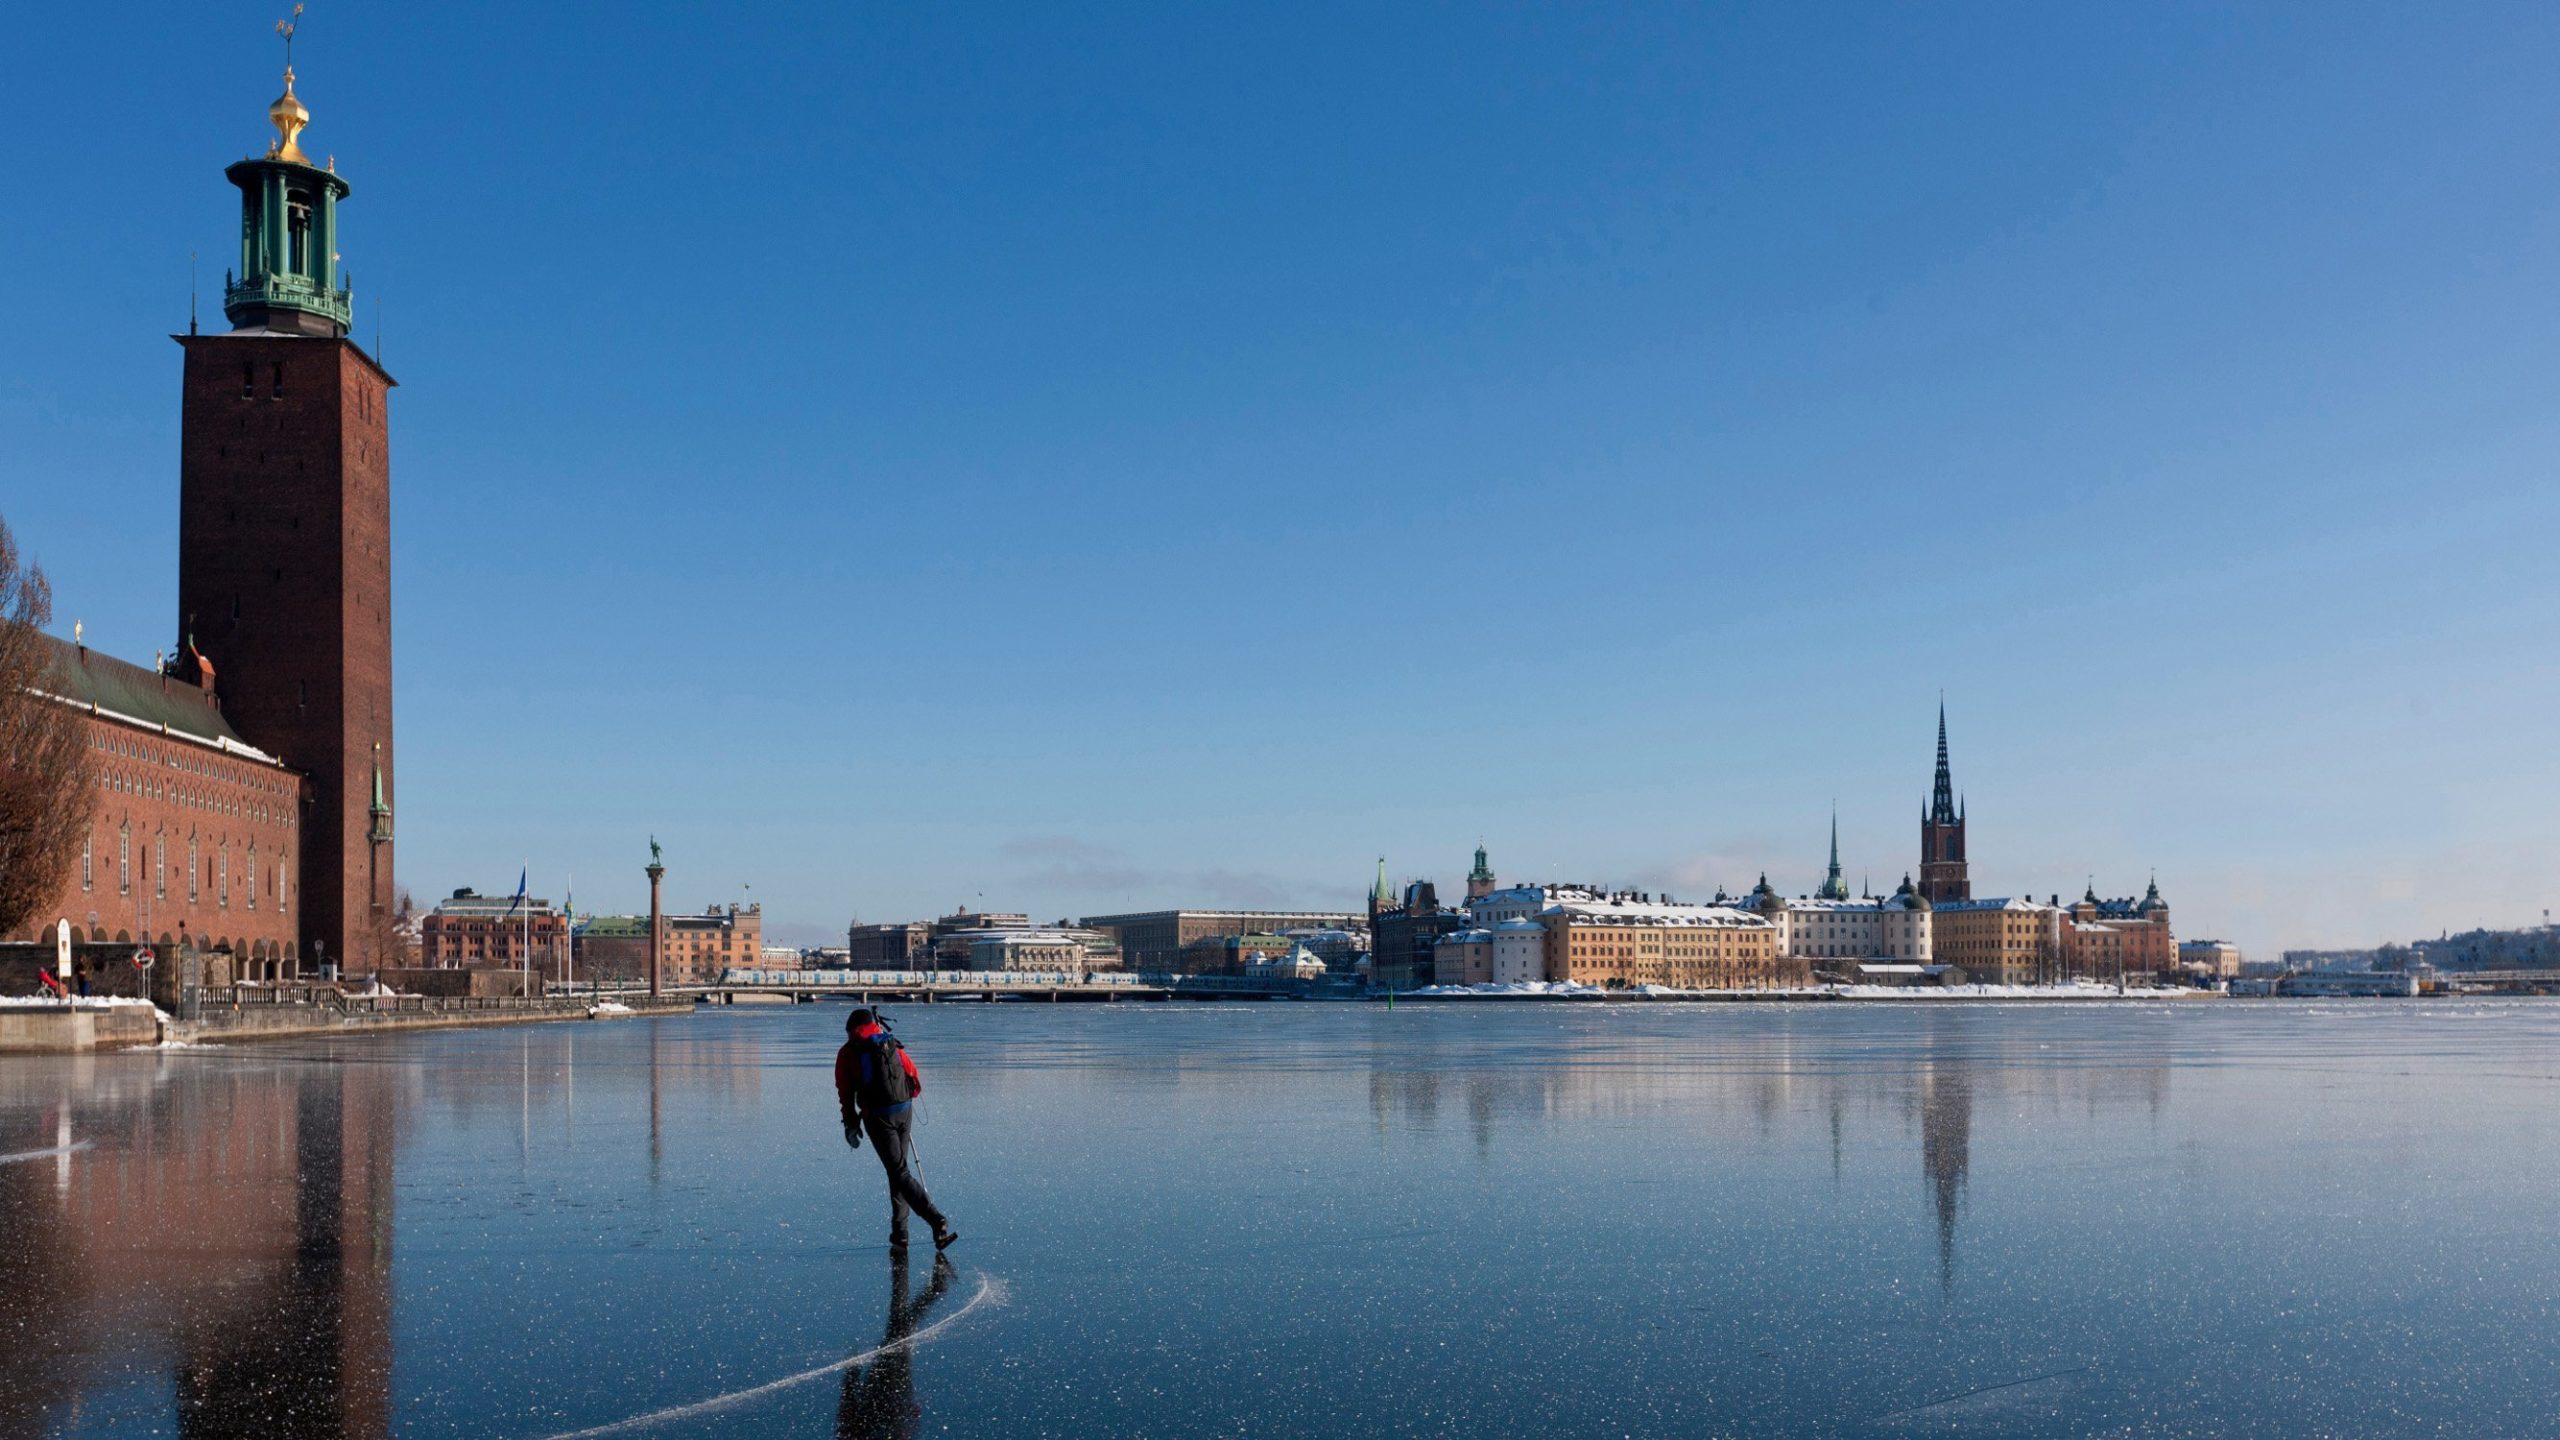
[6,1001,2560,1437]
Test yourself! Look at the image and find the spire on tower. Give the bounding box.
[1929,701,1958,826]
[1817,807,1849,900]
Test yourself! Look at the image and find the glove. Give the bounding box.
[843,1117,863,1150]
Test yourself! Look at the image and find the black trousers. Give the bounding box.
[859,1109,945,1238]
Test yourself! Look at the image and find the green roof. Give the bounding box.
[39,634,266,756]
[577,915,650,937]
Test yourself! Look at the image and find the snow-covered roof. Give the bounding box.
[1539,899,1772,930]
[1784,895,1923,914]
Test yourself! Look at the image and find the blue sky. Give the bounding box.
[7,3,2558,956]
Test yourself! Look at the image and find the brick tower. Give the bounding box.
[176,59,396,973]
[1918,703,1969,903]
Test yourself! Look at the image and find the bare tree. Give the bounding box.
[0,516,91,939]
[351,885,418,974]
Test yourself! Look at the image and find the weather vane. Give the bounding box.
[276,4,307,71]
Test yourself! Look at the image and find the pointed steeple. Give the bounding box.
[1370,857,1392,909]
[1929,701,1957,826]
[1817,807,1849,900]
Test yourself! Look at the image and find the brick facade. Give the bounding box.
[177,332,397,972]
[10,639,305,977]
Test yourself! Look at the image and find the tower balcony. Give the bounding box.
[224,272,352,336]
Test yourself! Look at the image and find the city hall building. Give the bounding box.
[8,64,397,977]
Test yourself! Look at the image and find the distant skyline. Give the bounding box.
[7,3,2559,961]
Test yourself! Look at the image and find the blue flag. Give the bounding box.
[502,867,528,919]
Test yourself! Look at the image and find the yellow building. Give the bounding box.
[1541,897,1800,990]
[1926,897,2062,985]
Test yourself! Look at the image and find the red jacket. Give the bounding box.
[835,1022,922,1117]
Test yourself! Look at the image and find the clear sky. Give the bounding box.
[7,3,2558,957]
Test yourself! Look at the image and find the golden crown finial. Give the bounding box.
[266,5,311,162]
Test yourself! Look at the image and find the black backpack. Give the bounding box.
[859,1029,915,1108]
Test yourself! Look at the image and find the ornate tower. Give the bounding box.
[1465,844,1496,901]
[1918,703,1970,902]
[176,52,396,972]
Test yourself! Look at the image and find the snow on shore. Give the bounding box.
[1403,978,2201,1001]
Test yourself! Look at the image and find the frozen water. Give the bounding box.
[5,1000,2560,1436]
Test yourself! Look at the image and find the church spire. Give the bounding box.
[1816,807,1849,900]
[1929,700,1958,826]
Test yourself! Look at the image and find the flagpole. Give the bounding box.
[522,858,531,1001]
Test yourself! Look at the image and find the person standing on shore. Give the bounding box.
[836,1009,958,1251]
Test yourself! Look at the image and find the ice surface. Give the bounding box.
[7,1002,2560,1437]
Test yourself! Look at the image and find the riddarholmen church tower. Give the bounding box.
[1918,703,1969,903]
[176,53,397,970]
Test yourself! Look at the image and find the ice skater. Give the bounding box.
[837,1008,958,1251]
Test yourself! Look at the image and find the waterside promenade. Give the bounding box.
[0,987,692,1053]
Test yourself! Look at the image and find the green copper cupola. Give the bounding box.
[222,63,353,336]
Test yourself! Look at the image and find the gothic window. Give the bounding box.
[154,833,166,900]
[219,848,230,909]
[241,362,255,398]
[279,861,289,914]
[83,834,94,891]
[271,363,285,400]
[246,845,258,911]
[188,834,200,902]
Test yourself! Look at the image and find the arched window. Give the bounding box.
[219,847,230,909]
[83,833,95,892]
[118,823,133,895]
[246,844,259,911]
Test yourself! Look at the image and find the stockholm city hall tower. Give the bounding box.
[175,55,395,970]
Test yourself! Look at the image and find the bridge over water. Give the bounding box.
[689,968,1319,1004]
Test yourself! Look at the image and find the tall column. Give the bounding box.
[646,856,666,999]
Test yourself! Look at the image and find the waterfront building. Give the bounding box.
[1176,931,1294,976]
[846,920,932,969]
[2179,939,2243,980]
[9,64,398,976]
[1929,897,2065,986]
[1919,705,1971,903]
[1245,944,1329,983]
[1370,880,1469,990]
[663,904,761,985]
[965,928,1105,972]
[1467,882,1607,927]
[1433,929,1494,986]
[1492,919,1546,984]
[572,914,650,979]
[1539,895,1796,989]
[20,636,307,978]
[1080,907,1365,973]
[419,887,568,968]
[1277,926,1367,969]
[1746,870,1934,967]
[2062,881,2176,979]
[2280,970,2421,998]
[570,898,762,984]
